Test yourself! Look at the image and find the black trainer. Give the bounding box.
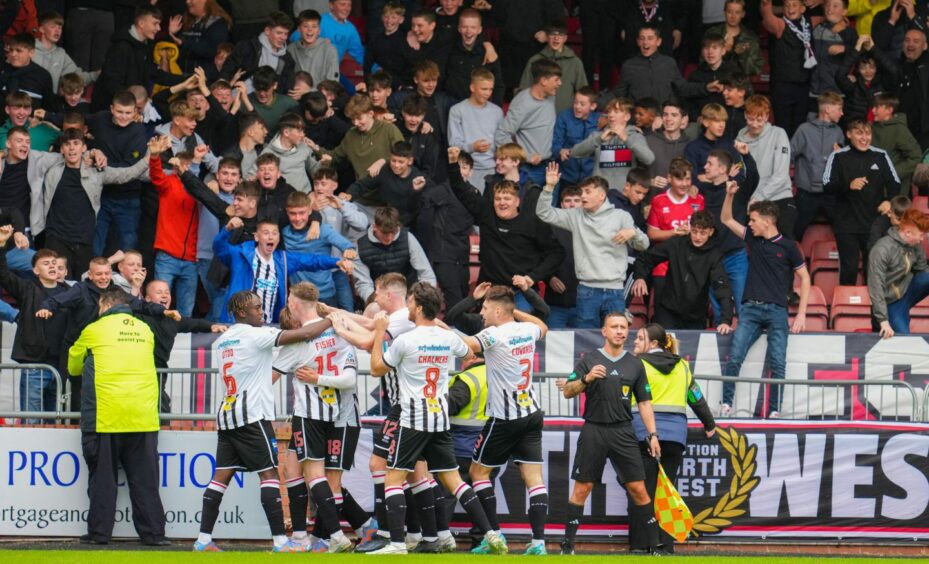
[560,540,575,555]
[355,536,391,553]
[411,539,443,553]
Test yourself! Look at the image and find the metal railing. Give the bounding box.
[0,363,65,420]
[0,366,924,423]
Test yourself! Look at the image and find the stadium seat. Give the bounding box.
[913,195,929,214]
[627,294,649,329]
[830,285,872,332]
[800,223,836,264]
[791,285,829,331]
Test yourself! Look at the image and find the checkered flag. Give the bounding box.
[654,462,693,542]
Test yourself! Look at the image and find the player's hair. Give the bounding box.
[626,167,651,189]
[668,157,693,179]
[5,125,29,141]
[817,91,844,108]
[708,149,733,169]
[401,94,429,117]
[642,323,677,354]
[286,191,311,208]
[39,11,65,26]
[265,11,293,30]
[219,156,242,172]
[135,5,162,22]
[703,31,727,48]
[367,70,394,92]
[302,91,329,119]
[638,22,662,37]
[294,71,313,89]
[744,95,772,117]
[470,68,495,84]
[312,166,338,182]
[5,91,32,108]
[413,59,440,81]
[383,1,407,16]
[89,256,110,269]
[560,184,582,201]
[234,181,261,200]
[58,127,86,145]
[889,195,912,219]
[374,207,402,232]
[238,112,267,137]
[579,176,609,193]
[297,9,322,24]
[411,8,436,24]
[574,85,597,104]
[410,281,443,320]
[59,73,85,95]
[898,209,929,232]
[724,0,746,9]
[701,103,728,122]
[252,66,279,92]
[345,94,374,119]
[690,210,716,231]
[635,97,660,115]
[256,218,280,231]
[873,91,900,112]
[290,281,321,303]
[604,97,634,114]
[748,200,780,221]
[494,143,526,163]
[459,7,481,22]
[170,100,199,120]
[8,32,35,50]
[256,153,281,169]
[375,272,408,295]
[493,180,520,197]
[603,310,631,327]
[210,79,232,92]
[484,285,516,314]
[121,250,143,263]
[216,42,234,56]
[228,290,259,319]
[390,140,414,159]
[846,117,871,133]
[530,59,562,84]
[278,112,306,132]
[63,112,85,129]
[111,90,137,107]
[279,307,299,330]
[32,248,59,267]
[99,287,132,310]
[722,72,752,94]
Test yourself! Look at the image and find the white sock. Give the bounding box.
[377,530,390,539]
[331,530,347,542]
[309,534,322,544]
[292,531,308,540]
[391,542,406,549]
[531,539,544,547]
[196,533,212,545]
[438,530,452,540]
[272,534,288,547]
[407,532,422,542]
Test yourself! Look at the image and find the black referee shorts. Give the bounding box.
[372,404,402,459]
[288,416,360,471]
[387,427,459,473]
[216,420,279,473]
[571,422,645,484]
[472,410,544,467]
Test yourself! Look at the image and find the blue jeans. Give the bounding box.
[887,271,929,334]
[155,252,198,317]
[524,162,548,186]
[6,247,36,277]
[20,367,58,422]
[94,197,140,256]
[198,258,227,322]
[514,291,534,314]
[575,284,626,328]
[711,249,748,321]
[721,302,789,412]
[547,305,577,328]
[331,270,355,311]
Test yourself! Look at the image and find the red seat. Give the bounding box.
[909,317,929,333]
[831,285,872,332]
[800,223,835,261]
[913,196,929,214]
[627,294,649,329]
[791,285,829,331]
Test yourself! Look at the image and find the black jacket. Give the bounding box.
[401,125,444,183]
[389,89,455,150]
[140,312,215,368]
[449,162,564,286]
[411,179,476,265]
[398,29,454,86]
[0,249,69,363]
[633,235,735,325]
[696,152,759,255]
[680,60,740,119]
[347,166,420,224]
[824,146,901,233]
[834,53,884,121]
[544,226,578,308]
[93,27,184,110]
[364,29,407,84]
[445,291,550,336]
[0,61,55,111]
[870,48,929,137]
[221,35,296,93]
[443,35,506,105]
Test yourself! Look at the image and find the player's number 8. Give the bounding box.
[423,367,440,398]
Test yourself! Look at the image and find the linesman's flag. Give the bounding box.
[654,463,693,542]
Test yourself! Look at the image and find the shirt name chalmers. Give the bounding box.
[418,355,449,364]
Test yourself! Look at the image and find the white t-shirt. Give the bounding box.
[383,325,469,432]
[476,320,543,420]
[213,323,282,430]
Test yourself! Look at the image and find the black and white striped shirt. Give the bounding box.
[252,253,278,323]
[213,324,282,430]
[476,321,542,420]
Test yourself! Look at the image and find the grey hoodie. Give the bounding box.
[571,125,655,190]
[737,123,793,202]
[253,134,321,193]
[790,118,845,194]
[536,187,649,289]
[645,129,691,179]
[33,42,99,92]
[867,226,929,322]
[287,39,340,83]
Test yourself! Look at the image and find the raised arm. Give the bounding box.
[513,308,548,340]
[720,180,747,237]
[278,317,334,345]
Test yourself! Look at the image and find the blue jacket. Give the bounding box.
[552,109,600,184]
[283,223,354,299]
[213,228,340,323]
[682,133,746,183]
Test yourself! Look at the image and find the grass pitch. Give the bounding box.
[0,551,922,564]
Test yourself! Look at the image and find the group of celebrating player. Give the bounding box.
[192,272,667,555]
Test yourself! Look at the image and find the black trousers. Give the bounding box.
[654,303,707,330]
[771,81,810,138]
[433,260,469,313]
[44,234,94,280]
[793,191,836,242]
[628,441,685,552]
[81,431,166,542]
[774,197,798,243]
[834,231,869,285]
[579,0,620,88]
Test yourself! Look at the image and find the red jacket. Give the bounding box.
[151,155,200,262]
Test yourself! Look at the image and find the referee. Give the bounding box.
[557,311,666,555]
[68,288,168,546]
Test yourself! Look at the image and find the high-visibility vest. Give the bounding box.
[449,364,489,427]
[632,359,692,415]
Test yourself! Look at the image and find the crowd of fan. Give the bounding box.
[4,0,929,414]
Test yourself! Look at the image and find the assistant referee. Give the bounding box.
[68,288,168,546]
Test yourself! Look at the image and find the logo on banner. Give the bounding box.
[691,426,759,537]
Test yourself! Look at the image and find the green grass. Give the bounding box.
[0,552,922,564]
